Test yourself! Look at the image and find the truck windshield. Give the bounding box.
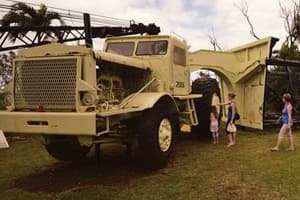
[106,42,134,56]
[136,41,168,55]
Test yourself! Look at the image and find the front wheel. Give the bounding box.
[44,135,91,161]
[137,103,175,167]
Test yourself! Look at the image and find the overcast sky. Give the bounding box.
[15,0,293,51]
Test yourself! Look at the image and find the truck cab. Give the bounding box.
[103,35,191,96]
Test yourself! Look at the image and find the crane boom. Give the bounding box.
[0,13,160,51]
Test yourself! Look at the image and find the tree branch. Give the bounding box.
[235,0,260,40]
[207,28,223,51]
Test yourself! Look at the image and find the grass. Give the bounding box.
[1,129,300,200]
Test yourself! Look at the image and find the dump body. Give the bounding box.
[188,37,278,129]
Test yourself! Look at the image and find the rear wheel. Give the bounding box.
[137,102,175,167]
[191,78,222,137]
[44,135,91,161]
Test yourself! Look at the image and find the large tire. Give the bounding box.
[137,102,176,167]
[191,78,222,137]
[44,135,91,161]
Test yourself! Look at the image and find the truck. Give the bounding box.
[0,22,279,166]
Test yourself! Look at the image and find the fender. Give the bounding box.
[98,92,179,117]
[123,92,178,110]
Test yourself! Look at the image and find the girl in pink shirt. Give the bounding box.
[210,106,219,144]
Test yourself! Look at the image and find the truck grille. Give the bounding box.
[14,58,78,111]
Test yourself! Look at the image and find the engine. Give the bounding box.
[96,60,150,111]
[97,75,125,111]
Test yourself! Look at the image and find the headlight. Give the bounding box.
[4,93,12,106]
[82,93,96,106]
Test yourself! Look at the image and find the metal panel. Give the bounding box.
[14,57,78,111]
[0,111,96,135]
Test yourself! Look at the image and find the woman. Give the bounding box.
[271,93,295,151]
[219,93,237,147]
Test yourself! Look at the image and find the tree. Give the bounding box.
[235,0,260,40]
[279,0,300,59]
[207,28,223,51]
[0,51,15,88]
[0,2,64,42]
[265,0,300,113]
[235,0,300,115]
[0,3,65,91]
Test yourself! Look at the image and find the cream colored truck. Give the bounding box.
[0,35,277,164]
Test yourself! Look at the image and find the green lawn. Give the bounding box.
[1,129,300,200]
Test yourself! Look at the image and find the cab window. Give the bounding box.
[136,41,168,55]
[106,42,134,56]
[173,46,186,66]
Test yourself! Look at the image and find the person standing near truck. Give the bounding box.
[271,93,295,151]
[210,106,219,144]
[218,93,238,147]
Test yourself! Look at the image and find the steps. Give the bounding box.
[179,99,198,126]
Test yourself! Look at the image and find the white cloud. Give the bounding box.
[7,0,291,51]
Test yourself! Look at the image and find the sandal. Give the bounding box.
[227,143,233,147]
[271,147,279,151]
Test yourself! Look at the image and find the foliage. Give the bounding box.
[0,2,64,90]
[0,2,64,42]
[265,71,290,113]
[265,1,300,114]
[279,44,300,60]
[0,51,15,87]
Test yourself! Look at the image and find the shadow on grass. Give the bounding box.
[12,133,214,194]
[14,152,157,193]
[15,155,151,193]
[13,134,201,193]
[12,135,196,194]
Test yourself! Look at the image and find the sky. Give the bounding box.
[19,0,292,52]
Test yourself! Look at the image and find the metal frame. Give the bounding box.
[0,13,160,51]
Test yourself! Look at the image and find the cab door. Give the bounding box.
[172,46,190,95]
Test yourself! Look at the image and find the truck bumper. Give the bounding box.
[0,111,96,136]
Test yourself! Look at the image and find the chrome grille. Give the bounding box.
[14,58,78,110]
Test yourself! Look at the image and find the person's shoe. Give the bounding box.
[227,143,233,147]
[271,147,279,151]
[287,148,295,151]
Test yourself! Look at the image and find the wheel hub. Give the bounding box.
[158,118,172,152]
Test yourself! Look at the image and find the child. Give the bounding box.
[210,106,219,144]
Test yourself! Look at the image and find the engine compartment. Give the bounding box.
[96,60,151,111]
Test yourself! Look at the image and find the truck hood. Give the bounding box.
[16,43,150,71]
[94,50,150,70]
